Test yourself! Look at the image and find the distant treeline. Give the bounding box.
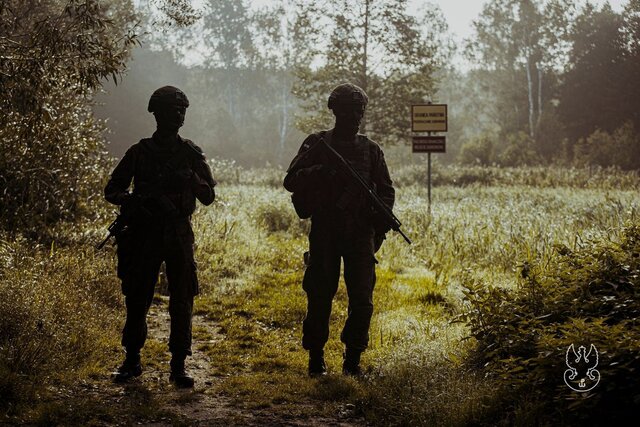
[2,0,640,233]
[97,0,449,166]
[449,0,640,170]
[96,0,640,170]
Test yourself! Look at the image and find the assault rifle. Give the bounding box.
[318,136,412,245]
[96,212,128,250]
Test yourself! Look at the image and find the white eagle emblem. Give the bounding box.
[564,344,600,392]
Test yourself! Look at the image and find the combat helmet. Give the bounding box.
[147,86,190,113]
[327,83,368,110]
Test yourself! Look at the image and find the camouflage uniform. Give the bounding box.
[285,129,394,354]
[105,87,215,384]
[285,83,395,376]
[105,134,215,357]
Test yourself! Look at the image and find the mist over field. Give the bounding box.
[2,0,640,425]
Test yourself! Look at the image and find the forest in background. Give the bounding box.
[94,0,640,170]
[2,0,640,230]
[1,0,640,425]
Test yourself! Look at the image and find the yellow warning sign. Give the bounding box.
[411,104,447,132]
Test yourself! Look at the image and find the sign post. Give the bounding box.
[411,103,448,209]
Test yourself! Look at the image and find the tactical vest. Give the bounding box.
[320,130,373,216]
[131,137,199,220]
[327,132,372,184]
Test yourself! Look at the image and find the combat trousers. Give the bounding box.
[117,219,198,357]
[302,219,377,352]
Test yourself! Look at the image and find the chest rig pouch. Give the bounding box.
[133,138,194,221]
[333,134,372,213]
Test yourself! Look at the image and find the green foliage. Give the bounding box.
[292,0,451,144]
[461,222,640,423]
[463,0,640,169]
[465,0,572,142]
[2,167,639,424]
[137,0,306,166]
[208,157,243,184]
[0,234,120,412]
[0,0,138,233]
[558,3,635,142]
[253,196,308,236]
[497,131,542,166]
[189,174,638,425]
[458,134,495,166]
[392,163,640,190]
[458,132,547,168]
[574,122,640,171]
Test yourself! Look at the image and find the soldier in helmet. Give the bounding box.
[283,83,395,376]
[105,86,216,387]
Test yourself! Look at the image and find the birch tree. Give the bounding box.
[467,0,576,140]
[251,0,312,162]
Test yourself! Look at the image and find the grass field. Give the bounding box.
[1,165,638,425]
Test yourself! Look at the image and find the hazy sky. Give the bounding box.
[187,0,629,42]
[166,0,630,67]
[409,0,627,42]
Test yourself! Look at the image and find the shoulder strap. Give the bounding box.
[323,129,333,146]
[180,137,206,160]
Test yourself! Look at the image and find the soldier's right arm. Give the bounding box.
[104,146,137,205]
[283,134,324,193]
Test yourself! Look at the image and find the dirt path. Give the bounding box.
[78,297,364,426]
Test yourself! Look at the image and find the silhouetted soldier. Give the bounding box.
[284,83,395,376]
[105,86,216,387]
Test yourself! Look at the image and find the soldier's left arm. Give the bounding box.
[372,144,395,210]
[190,148,217,206]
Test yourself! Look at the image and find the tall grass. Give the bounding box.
[0,232,120,414]
[187,171,638,425]
[1,164,638,424]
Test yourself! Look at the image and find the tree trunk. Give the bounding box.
[360,0,370,134]
[537,64,542,128]
[526,55,535,139]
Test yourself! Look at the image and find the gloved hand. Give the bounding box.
[299,164,332,186]
[372,211,392,236]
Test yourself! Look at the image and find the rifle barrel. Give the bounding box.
[96,234,111,250]
[398,228,412,245]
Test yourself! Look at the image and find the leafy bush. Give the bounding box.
[574,121,640,170]
[461,222,640,424]
[0,0,137,234]
[458,134,495,166]
[254,197,308,236]
[0,234,120,411]
[497,131,542,167]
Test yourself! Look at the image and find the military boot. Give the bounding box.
[169,355,194,388]
[342,348,363,377]
[308,349,327,377]
[112,352,142,383]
